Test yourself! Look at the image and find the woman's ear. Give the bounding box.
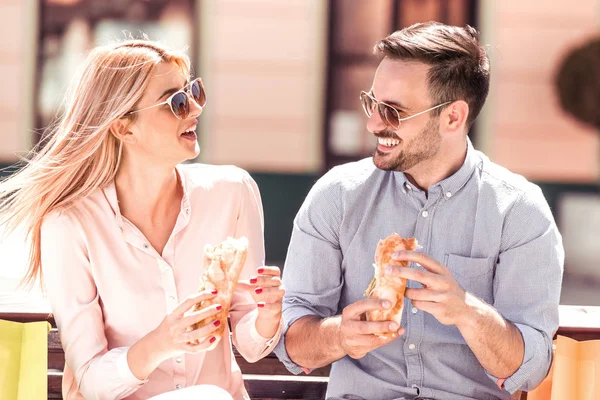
[109,119,136,145]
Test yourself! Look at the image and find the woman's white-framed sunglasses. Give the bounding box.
[360,90,451,129]
[127,77,206,120]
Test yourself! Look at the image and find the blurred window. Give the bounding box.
[36,0,196,133]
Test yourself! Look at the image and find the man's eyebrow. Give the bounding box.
[372,90,412,111]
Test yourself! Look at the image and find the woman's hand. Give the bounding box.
[151,290,224,359]
[128,290,223,379]
[238,266,285,338]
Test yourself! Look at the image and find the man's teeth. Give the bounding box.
[378,137,400,147]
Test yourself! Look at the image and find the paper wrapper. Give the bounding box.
[527,335,600,399]
[0,319,51,400]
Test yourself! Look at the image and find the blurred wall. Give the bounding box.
[0,0,37,162]
[479,0,600,182]
[197,0,327,173]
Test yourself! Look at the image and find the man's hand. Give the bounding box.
[387,251,472,327]
[338,298,405,359]
[387,250,526,379]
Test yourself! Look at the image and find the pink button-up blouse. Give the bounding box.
[40,164,282,400]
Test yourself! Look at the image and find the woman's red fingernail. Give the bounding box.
[213,320,221,327]
[211,290,218,295]
[216,305,222,311]
[255,288,263,294]
[209,336,216,343]
[250,277,257,284]
[257,267,264,274]
[257,303,265,308]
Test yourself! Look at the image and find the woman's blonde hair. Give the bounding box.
[0,40,190,287]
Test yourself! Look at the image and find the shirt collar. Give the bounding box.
[437,137,480,197]
[102,165,191,227]
[102,181,123,227]
[392,137,480,196]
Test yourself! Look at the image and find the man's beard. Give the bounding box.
[373,116,441,172]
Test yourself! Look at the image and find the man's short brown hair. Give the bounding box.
[374,22,490,128]
[555,38,600,131]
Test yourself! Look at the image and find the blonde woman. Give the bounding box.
[0,40,285,400]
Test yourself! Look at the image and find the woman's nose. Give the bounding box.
[188,95,203,118]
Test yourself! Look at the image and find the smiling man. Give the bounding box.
[274,22,564,400]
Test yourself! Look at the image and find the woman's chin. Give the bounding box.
[181,143,200,160]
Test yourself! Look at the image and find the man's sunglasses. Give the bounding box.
[127,78,206,120]
[360,90,451,130]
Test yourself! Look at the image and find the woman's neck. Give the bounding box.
[114,157,182,224]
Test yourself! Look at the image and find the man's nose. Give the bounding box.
[366,106,388,134]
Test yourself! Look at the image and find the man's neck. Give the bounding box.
[404,140,468,193]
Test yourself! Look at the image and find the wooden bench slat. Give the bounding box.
[48,370,62,395]
[244,375,328,399]
[48,370,328,400]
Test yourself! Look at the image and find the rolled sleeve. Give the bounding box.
[273,169,345,374]
[490,186,564,392]
[484,323,551,393]
[275,302,327,374]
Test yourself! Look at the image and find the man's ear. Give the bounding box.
[443,100,469,134]
[109,118,136,144]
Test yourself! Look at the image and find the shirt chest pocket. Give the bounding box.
[444,254,495,305]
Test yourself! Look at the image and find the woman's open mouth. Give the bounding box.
[181,128,197,141]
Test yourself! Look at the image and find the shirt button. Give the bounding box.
[176,384,182,389]
[421,210,429,218]
[408,343,416,350]
[143,243,149,249]
[169,295,176,301]
[176,357,183,363]
[405,183,412,190]
[446,191,452,198]
[411,307,418,314]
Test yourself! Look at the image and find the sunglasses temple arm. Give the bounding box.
[396,102,449,122]
[128,100,169,115]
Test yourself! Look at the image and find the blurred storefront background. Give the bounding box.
[0,0,598,305]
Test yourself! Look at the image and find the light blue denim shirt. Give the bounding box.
[274,140,564,400]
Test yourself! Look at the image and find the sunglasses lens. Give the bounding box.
[170,92,189,119]
[360,93,374,117]
[379,104,400,129]
[191,79,206,107]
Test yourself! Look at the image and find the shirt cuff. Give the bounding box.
[496,378,506,390]
[249,312,284,350]
[273,307,320,375]
[115,347,148,387]
[484,323,551,393]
